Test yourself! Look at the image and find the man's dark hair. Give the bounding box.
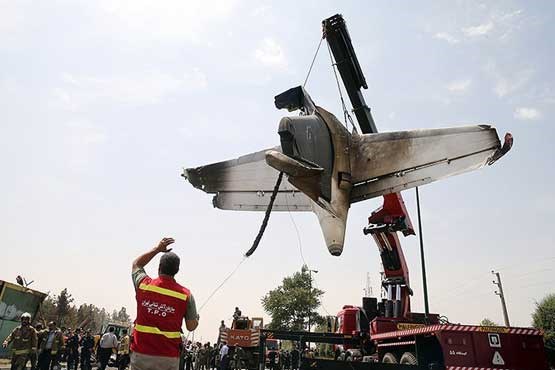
[122,329,128,334]
[109,327,115,333]
[159,252,180,276]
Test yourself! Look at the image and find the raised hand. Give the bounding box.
[156,237,175,253]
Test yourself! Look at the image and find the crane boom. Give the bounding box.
[323,14,414,319]
[322,14,377,134]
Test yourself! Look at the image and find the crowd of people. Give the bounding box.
[179,340,304,370]
[2,238,331,370]
[2,314,130,370]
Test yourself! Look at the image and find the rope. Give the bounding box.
[326,41,358,134]
[284,191,306,267]
[194,172,284,314]
[198,256,248,312]
[244,172,284,257]
[303,36,325,88]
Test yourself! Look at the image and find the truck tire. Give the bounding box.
[400,352,417,365]
[382,353,398,363]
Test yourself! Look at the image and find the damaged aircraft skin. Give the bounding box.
[183,88,512,256]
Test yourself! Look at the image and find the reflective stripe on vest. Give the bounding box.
[138,283,188,301]
[134,324,181,339]
[13,349,30,355]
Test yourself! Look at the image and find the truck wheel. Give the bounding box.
[382,353,398,363]
[400,352,417,365]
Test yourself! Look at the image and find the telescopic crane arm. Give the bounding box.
[322,14,377,134]
[323,14,415,319]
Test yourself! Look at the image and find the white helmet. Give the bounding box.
[21,312,32,320]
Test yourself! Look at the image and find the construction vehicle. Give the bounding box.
[219,315,266,370]
[321,14,548,369]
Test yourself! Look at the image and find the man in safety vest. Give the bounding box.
[131,237,199,370]
[2,312,37,370]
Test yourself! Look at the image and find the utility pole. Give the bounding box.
[492,270,511,327]
[307,268,318,332]
[416,187,430,320]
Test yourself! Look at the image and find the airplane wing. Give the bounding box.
[349,125,507,202]
[183,147,313,212]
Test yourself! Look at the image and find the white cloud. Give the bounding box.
[514,107,541,121]
[434,32,459,44]
[462,22,494,37]
[447,79,471,93]
[51,69,207,111]
[485,62,533,98]
[94,0,237,44]
[493,74,531,98]
[254,38,287,68]
[496,9,525,40]
[434,9,524,45]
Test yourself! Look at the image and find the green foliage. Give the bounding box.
[55,288,74,326]
[532,293,555,366]
[261,266,324,331]
[479,318,498,327]
[115,307,131,322]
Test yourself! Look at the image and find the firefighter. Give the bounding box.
[1,312,37,370]
[37,321,64,370]
[117,329,130,370]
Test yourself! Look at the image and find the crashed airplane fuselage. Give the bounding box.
[184,87,512,256]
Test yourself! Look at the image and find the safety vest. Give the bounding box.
[132,275,189,357]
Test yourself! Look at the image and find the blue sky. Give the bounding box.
[1,0,554,341]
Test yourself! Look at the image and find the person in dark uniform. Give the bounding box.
[79,329,95,370]
[66,328,80,370]
[232,308,242,321]
[268,351,277,370]
[290,348,300,370]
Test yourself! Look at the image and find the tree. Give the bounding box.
[116,307,131,323]
[37,296,57,324]
[532,293,555,367]
[261,266,324,331]
[479,318,498,327]
[34,288,130,333]
[55,288,74,326]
